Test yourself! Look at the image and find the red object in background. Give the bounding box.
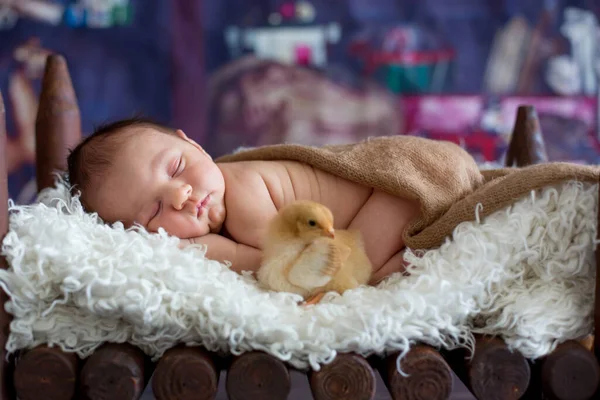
[280,3,295,19]
[420,130,505,162]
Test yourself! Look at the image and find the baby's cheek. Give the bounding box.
[155,215,193,238]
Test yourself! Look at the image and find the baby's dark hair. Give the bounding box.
[67,117,175,209]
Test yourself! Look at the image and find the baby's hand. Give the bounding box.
[178,237,201,249]
[177,233,262,273]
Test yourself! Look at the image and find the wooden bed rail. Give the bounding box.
[0,52,599,399]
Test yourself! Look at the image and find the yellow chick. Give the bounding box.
[257,200,372,305]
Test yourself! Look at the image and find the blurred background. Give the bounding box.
[1,2,599,399]
[1,0,599,205]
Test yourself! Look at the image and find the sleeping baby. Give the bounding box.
[67,118,484,284]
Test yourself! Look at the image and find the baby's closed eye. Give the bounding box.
[170,156,183,177]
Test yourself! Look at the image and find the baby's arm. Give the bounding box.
[181,234,262,273]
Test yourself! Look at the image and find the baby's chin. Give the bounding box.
[207,205,226,233]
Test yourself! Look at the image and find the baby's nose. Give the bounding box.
[172,184,192,210]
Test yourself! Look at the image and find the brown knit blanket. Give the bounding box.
[216,136,600,250]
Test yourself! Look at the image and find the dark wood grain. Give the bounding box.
[79,343,147,400]
[13,345,79,400]
[540,341,599,400]
[470,337,530,400]
[226,351,290,400]
[445,336,530,400]
[505,105,548,167]
[35,54,82,191]
[152,346,218,400]
[380,345,452,400]
[309,353,376,400]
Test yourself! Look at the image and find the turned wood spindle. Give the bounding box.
[309,353,376,400]
[35,54,82,191]
[152,346,219,400]
[380,345,452,400]
[79,343,147,400]
[0,91,14,400]
[13,345,79,400]
[225,351,290,400]
[446,336,530,400]
[539,340,600,400]
[505,105,548,167]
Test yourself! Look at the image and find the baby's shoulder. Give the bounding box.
[217,161,280,245]
[219,159,310,187]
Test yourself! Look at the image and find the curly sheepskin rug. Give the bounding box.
[0,179,597,370]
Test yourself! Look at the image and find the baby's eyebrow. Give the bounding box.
[131,149,169,226]
[151,148,171,170]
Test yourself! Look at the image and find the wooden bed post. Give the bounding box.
[505,105,548,167]
[35,54,82,190]
[0,91,14,400]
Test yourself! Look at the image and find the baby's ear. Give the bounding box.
[176,129,212,160]
[175,129,188,140]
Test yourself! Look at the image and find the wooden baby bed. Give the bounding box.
[0,54,599,400]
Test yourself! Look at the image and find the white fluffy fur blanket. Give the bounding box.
[0,179,597,370]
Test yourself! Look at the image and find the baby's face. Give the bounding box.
[89,128,226,238]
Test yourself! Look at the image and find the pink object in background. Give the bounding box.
[401,95,599,163]
[295,45,312,65]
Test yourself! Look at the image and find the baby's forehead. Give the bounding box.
[120,125,169,141]
[114,127,174,156]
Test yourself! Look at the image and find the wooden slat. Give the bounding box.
[151,346,218,400]
[539,340,599,400]
[308,353,376,400]
[379,345,452,400]
[35,54,82,191]
[444,336,530,400]
[226,351,290,400]
[13,345,79,400]
[505,105,548,167]
[79,343,148,400]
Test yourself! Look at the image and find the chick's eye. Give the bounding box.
[308,219,316,226]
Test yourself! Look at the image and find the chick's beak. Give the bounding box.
[323,226,335,238]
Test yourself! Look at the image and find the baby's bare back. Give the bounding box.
[218,160,418,281]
